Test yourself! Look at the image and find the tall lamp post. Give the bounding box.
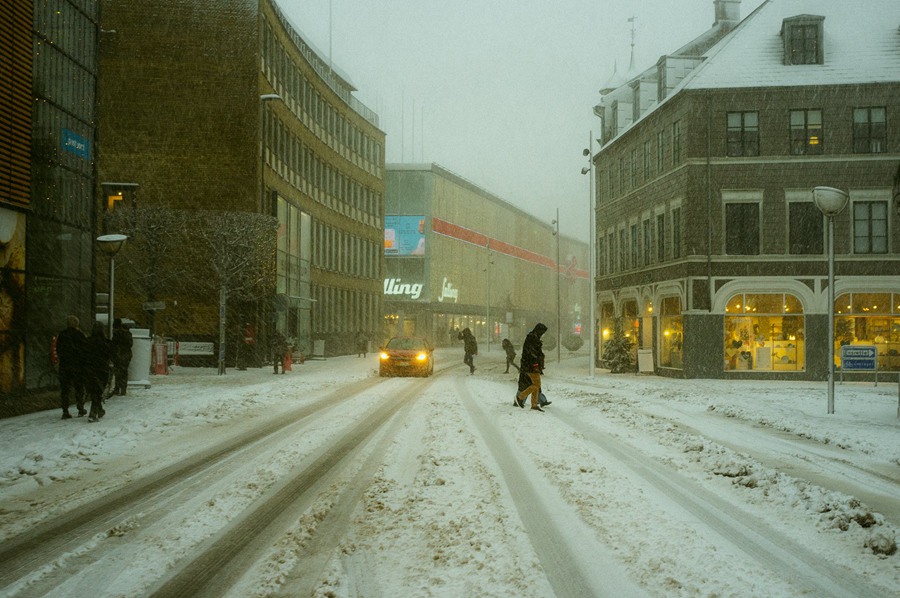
[551,209,561,363]
[97,234,128,338]
[812,186,849,415]
[581,131,596,378]
[259,94,282,213]
[485,246,494,352]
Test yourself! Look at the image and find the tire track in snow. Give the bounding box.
[456,377,646,598]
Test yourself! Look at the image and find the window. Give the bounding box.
[659,296,683,368]
[725,202,760,255]
[607,232,615,272]
[672,207,682,259]
[835,292,900,372]
[656,213,666,262]
[630,223,639,268]
[631,149,638,188]
[657,130,666,171]
[724,293,805,371]
[853,107,886,153]
[642,219,651,265]
[618,157,625,194]
[783,15,824,65]
[597,236,605,276]
[643,140,652,181]
[672,120,683,163]
[788,202,823,254]
[727,112,759,157]
[790,109,823,155]
[618,229,626,270]
[853,201,888,254]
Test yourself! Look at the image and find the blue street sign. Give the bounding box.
[840,345,877,371]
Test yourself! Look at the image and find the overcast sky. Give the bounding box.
[279,0,767,241]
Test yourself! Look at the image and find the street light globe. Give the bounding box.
[812,186,850,216]
[97,233,128,255]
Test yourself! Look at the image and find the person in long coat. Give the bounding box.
[458,327,478,374]
[56,315,87,419]
[111,318,133,395]
[515,323,547,411]
[84,321,113,422]
[501,338,519,374]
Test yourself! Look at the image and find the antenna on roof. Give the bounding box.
[627,16,637,72]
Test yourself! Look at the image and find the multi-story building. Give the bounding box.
[592,0,900,379]
[98,0,385,359]
[385,164,590,355]
[0,2,100,404]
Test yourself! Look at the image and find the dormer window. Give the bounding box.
[782,15,825,65]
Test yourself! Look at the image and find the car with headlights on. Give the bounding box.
[379,336,434,377]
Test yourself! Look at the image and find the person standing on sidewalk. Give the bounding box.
[84,321,113,422]
[515,323,547,412]
[56,315,87,419]
[111,318,133,395]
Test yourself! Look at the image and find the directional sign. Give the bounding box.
[143,301,166,311]
[840,345,877,371]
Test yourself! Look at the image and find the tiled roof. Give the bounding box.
[685,0,900,90]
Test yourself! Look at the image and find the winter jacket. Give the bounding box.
[56,326,86,373]
[112,327,133,366]
[519,323,547,373]
[458,328,478,355]
[84,333,113,384]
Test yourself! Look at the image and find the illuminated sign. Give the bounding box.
[385,215,426,256]
[438,277,459,303]
[62,128,90,159]
[384,278,423,300]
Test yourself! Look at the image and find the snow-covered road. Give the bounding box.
[0,350,897,597]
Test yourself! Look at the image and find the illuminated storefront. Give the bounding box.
[659,297,683,368]
[724,293,805,372]
[835,292,900,372]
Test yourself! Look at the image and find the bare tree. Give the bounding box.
[191,210,277,374]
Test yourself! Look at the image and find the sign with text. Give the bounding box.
[840,345,877,371]
[62,128,90,159]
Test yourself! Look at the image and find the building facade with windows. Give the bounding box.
[98,0,384,360]
[0,1,100,405]
[592,0,900,379]
[384,164,590,355]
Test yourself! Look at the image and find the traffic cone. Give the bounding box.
[283,350,292,372]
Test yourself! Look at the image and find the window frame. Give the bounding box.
[726,111,759,157]
[853,200,889,254]
[853,107,886,154]
[789,108,823,155]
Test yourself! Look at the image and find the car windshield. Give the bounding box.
[386,337,425,351]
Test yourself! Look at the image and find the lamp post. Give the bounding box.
[259,94,282,213]
[551,209,561,363]
[485,246,494,352]
[581,131,596,378]
[812,186,849,415]
[97,234,128,338]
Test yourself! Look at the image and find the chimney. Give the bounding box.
[714,0,741,25]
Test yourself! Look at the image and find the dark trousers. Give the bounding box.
[463,353,475,373]
[59,368,85,414]
[114,360,130,394]
[85,373,107,419]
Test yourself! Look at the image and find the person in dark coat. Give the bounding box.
[458,327,478,374]
[56,315,87,419]
[111,318,133,395]
[515,323,547,411]
[84,321,113,422]
[271,331,287,374]
[501,338,519,374]
[356,330,368,358]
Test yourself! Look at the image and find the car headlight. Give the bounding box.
[416,352,427,362]
[380,352,390,360]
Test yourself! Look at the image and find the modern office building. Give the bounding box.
[591,0,900,379]
[0,2,100,405]
[98,0,385,359]
[384,164,590,355]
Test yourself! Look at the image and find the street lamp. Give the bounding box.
[551,209,561,363]
[581,131,596,378]
[812,186,849,414]
[97,234,128,338]
[259,93,282,213]
[485,246,494,352]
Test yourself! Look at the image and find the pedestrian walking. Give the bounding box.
[356,330,368,357]
[271,331,287,374]
[502,338,519,374]
[84,321,113,422]
[458,327,478,374]
[56,315,87,419]
[515,323,547,412]
[111,318,133,395]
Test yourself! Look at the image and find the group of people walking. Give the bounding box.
[56,315,132,422]
[459,323,551,412]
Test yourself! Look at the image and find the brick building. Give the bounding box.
[592,0,900,379]
[98,0,385,360]
[385,164,590,356]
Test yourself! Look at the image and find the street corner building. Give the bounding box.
[589,0,900,379]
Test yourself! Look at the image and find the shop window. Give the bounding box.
[659,296,683,368]
[724,293,805,372]
[835,292,900,372]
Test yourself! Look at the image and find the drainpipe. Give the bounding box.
[706,92,714,311]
